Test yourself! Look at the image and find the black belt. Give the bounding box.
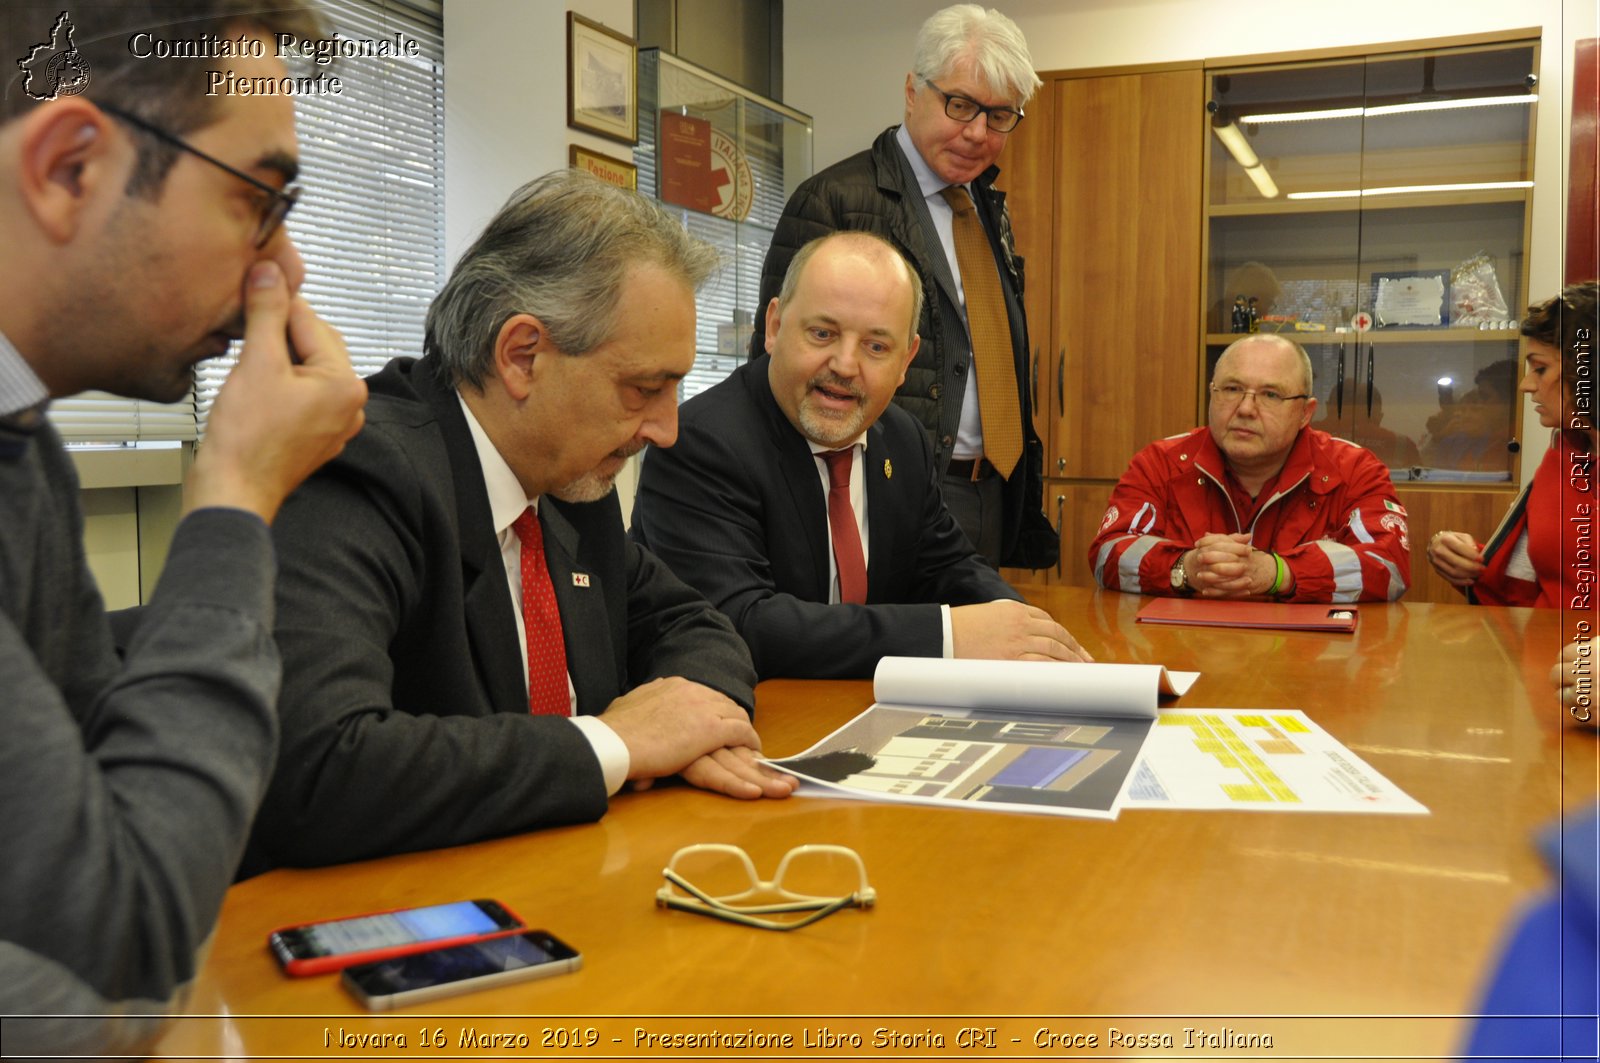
[945,457,996,481]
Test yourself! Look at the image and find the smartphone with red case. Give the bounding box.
[268,898,524,976]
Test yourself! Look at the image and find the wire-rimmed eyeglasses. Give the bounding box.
[97,103,301,248]
[656,844,875,931]
[922,79,1023,133]
[1209,382,1311,410]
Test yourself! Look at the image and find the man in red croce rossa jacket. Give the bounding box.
[1089,334,1410,603]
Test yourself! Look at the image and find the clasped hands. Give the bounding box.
[1179,533,1283,598]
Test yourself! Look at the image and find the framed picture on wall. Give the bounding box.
[569,144,637,191]
[567,12,637,145]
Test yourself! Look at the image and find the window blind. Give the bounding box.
[51,0,445,445]
[196,0,445,433]
[49,393,199,444]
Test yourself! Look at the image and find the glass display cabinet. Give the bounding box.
[636,49,813,399]
[1202,38,1538,484]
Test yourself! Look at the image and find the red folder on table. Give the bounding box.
[1136,598,1358,633]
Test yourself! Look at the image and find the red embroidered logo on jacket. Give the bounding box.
[1379,512,1409,551]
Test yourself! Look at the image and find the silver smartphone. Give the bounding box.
[342,930,581,1010]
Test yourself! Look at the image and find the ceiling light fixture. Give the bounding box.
[1211,119,1279,198]
[1241,94,1536,125]
[1286,180,1534,200]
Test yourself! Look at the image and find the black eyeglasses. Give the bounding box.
[923,79,1023,133]
[98,104,300,248]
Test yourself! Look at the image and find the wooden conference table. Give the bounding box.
[152,588,1596,1060]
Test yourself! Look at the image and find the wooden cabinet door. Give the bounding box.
[1001,478,1110,591]
[1053,68,1203,480]
[1394,486,1516,605]
[1041,480,1121,588]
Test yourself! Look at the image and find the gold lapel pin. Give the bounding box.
[883,459,893,480]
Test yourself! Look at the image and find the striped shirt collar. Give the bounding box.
[0,328,50,424]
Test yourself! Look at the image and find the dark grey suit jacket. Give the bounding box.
[630,355,1020,680]
[247,355,756,869]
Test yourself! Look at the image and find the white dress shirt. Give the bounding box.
[458,396,629,795]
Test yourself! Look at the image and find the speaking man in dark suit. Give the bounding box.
[633,232,1087,680]
[752,4,1055,573]
[248,171,793,871]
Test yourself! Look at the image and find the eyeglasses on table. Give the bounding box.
[656,843,875,931]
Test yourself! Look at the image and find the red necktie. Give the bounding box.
[821,449,867,605]
[511,507,570,716]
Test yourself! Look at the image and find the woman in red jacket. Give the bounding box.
[1427,282,1598,608]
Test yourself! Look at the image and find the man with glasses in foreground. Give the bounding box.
[1090,334,1410,602]
[0,0,366,1051]
[753,4,1055,573]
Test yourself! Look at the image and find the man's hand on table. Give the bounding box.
[602,676,794,799]
[951,599,1093,662]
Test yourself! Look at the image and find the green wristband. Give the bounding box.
[1267,552,1286,597]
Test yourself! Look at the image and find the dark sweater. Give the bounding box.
[0,421,279,1051]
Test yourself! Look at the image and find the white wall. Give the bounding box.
[80,489,140,610]
[442,0,644,513]
[443,0,634,265]
[785,0,1597,481]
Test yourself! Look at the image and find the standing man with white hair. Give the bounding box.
[753,4,1056,572]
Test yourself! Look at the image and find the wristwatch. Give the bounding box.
[1170,553,1193,596]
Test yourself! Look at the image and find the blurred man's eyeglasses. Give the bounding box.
[656,843,875,931]
[1209,382,1311,410]
[98,104,300,248]
[923,79,1023,133]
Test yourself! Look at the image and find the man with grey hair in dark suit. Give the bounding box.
[248,170,794,872]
